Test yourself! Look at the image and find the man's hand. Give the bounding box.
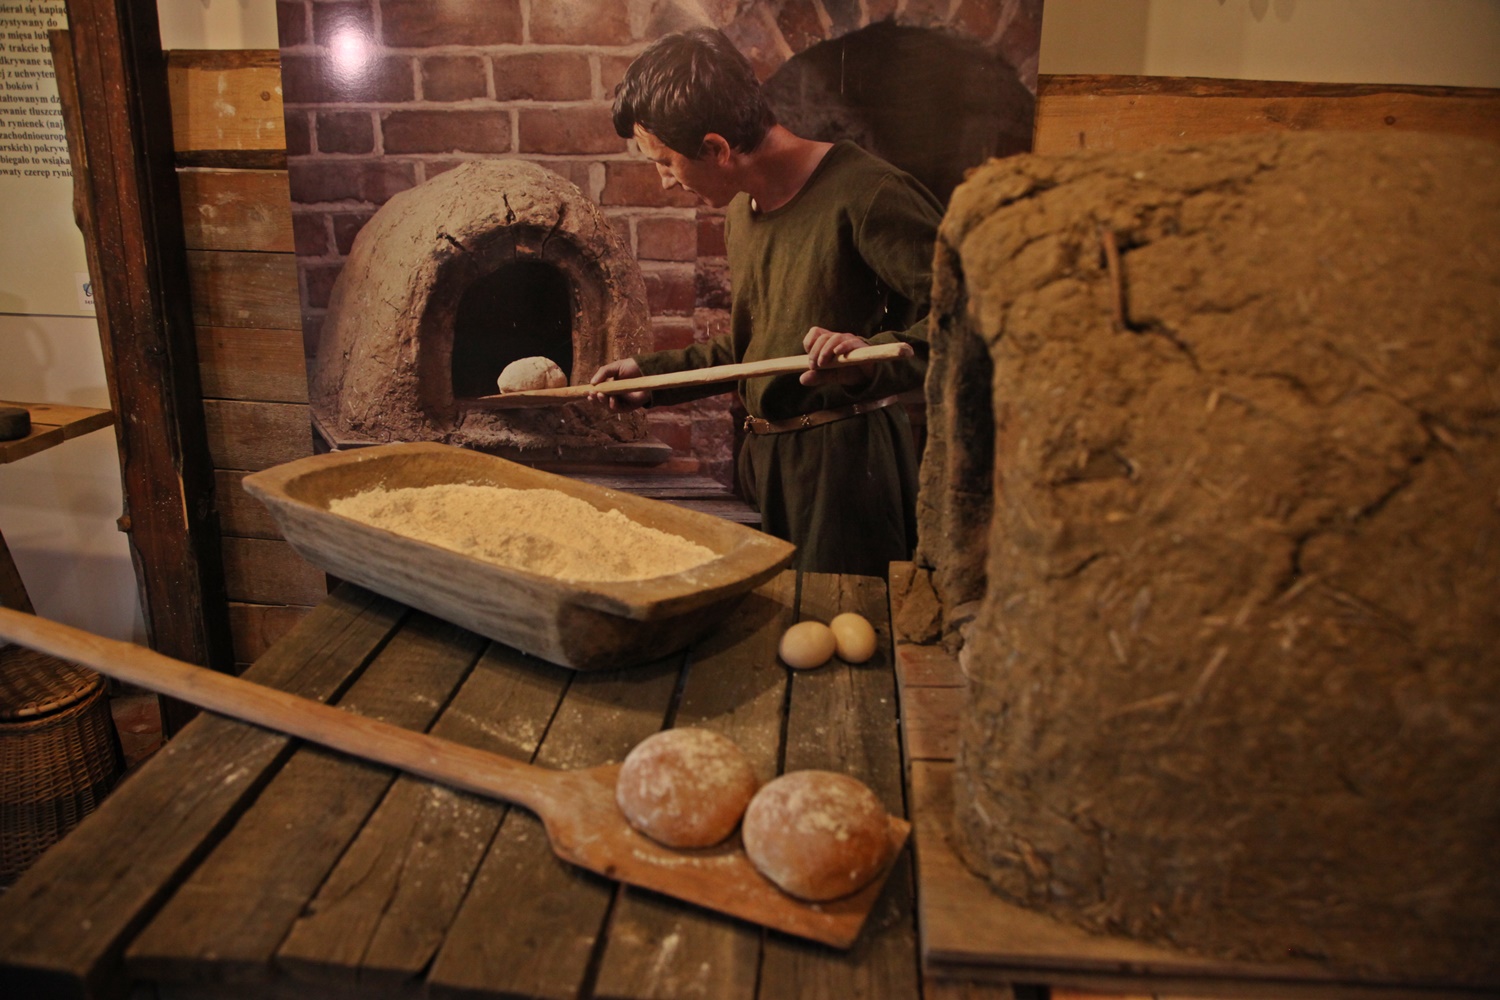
[588,358,653,411]
[800,327,871,386]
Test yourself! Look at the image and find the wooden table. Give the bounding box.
[0,571,951,1000]
[0,401,115,613]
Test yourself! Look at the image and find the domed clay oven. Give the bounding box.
[309,159,665,464]
[917,131,1500,986]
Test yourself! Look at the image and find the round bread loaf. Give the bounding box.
[615,728,759,848]
[496,356,568,393]
[741,770,891,901]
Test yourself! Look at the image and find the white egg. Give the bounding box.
[829,612,877,664]
[778,621,837,670]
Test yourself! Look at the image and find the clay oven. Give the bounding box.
[916,131,1500,985]
[309,159,663,464]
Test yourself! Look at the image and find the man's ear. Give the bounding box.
[699,132,733,164]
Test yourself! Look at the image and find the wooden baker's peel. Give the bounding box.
[471,341,915,409]
[0,607,908,949]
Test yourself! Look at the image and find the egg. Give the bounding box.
[829,612,877,664]
[778,621,837,670]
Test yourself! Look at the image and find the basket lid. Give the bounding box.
[0,643,104,719]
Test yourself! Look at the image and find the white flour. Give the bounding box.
[330,483,716,582]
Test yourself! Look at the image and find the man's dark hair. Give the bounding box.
[612,28,776,157]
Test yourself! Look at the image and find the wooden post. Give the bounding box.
[55,2,234,733]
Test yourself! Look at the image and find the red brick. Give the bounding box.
[900,0,951,27]
[777,0,828,54]
[646,414,694,454]
[302,310,325,358]
[642,264,697,316]
[311,2,374,45]
[530,0,635,45]
[726,18,787,80]
[952,0,1001,43]
[280,53,414,104]
[302,260,346,309]
[289,158,418,205]
[696,261,732,312]
[292,211,330,256]
[316,111,375,154]
[697,213,726,257]
[381,0,521,46]
[822,0,865,35]
[650,318,698,352]
[331,211,376,254]
[422,56,487,102]
[518,107,625,156]
[599,55,633,101]
[998,3,1044,75]
[276,1,309,47]
[284,111,312,156]
[600,161,700,209]
[532,158,595,193]
[382,110,511,155]
[636,215,696,261]
[494,53,591,102]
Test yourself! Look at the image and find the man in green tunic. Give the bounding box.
[592,29,942,577]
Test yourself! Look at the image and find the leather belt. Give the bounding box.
[743,394,901,435]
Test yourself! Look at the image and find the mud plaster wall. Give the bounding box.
[918,131,1500,982]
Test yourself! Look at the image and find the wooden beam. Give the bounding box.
[54,5,234,734]
[1033,74,1500,154]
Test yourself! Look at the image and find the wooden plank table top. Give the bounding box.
[0,572,926,1000]
[0,400,114,467]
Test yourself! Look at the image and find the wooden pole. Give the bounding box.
[54,3,234,734]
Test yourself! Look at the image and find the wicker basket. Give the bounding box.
[0,643,124,885]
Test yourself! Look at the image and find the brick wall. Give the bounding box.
[276,0,1039,485]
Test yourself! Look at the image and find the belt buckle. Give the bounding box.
[799,413,813,429]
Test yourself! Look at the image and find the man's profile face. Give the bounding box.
[634,126,736,208]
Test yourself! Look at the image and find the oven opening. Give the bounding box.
[451,259,575,400]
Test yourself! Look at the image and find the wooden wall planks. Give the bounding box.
[166,50,286,161]
[169,49,319,667]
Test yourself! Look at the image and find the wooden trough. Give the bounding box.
[242,443,795,671]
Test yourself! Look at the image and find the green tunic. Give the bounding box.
[636,141,942,575]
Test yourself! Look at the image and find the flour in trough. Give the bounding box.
[330,484,715,581]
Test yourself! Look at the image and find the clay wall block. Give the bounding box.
[599,161,701,209]
[310,2,374,46]
[641,264,697,317]
[635,216,697,262]
[283,111,311,156]
[315,111,375,154]
[694,261,731,312]
[599,55,633,100]
[276,0,308,46]
[381,110,512,156]
[494,53,592,102]
[517,107,627,156]
[529,0,636,46]
[329,211,375,255]
[380,0,522,47]
[649,317,698,353]
[421,56,488,103]
[821,0,867,37]
[300,260,344,310]
[776,0,829,53]
[291,212,330,257]
[287,158,417,205]
[696,213,726,257]
[951,0,1001,45]
[279,53,414,104]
